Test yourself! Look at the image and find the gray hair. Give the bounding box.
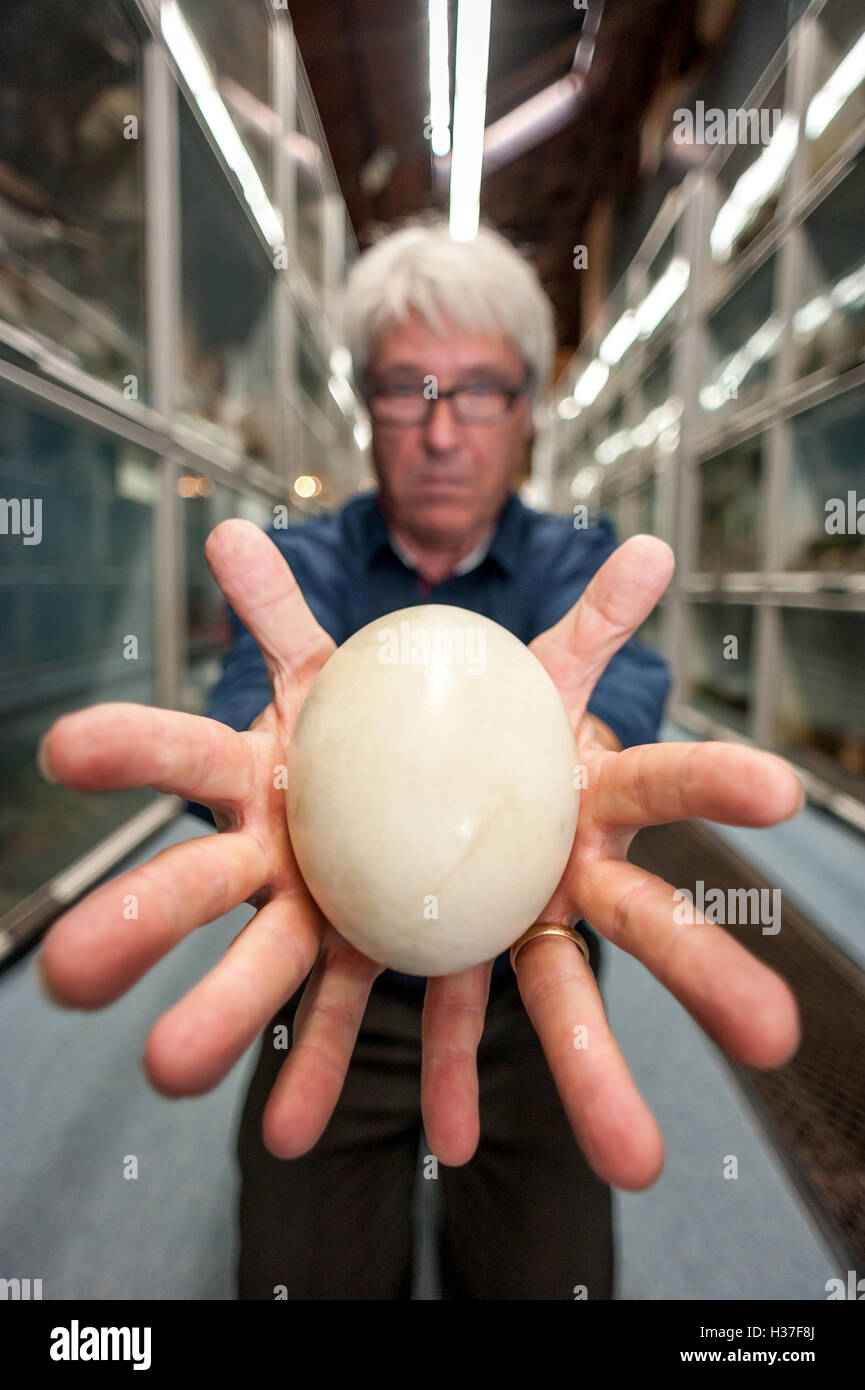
[342,216,556,404]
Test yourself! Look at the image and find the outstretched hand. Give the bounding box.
[420,535,802,1186]
[36,523,801,1189]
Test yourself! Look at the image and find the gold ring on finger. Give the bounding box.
[510,922,592,974]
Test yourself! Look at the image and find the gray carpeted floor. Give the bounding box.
[0,809,844,1300]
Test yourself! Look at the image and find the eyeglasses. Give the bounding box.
[364,372,533,426]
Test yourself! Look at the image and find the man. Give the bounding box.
[36,218,803,1301]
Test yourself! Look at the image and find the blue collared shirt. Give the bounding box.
[188,489,670,987]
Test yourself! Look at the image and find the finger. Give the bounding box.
[142,891,324,1095]
[529,535,674,725]
[514,934,665,1190]
[38,831,269,1007]
[575,858,801,1070]
[261,937,383,1158]
[593,742,805,831]
[37,703,255,807]
[421,962,492,1167]
[205,520,335,701]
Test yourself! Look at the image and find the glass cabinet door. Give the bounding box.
[293,318,337,497]
[293,74,328,293]
[708,74,792,271]
[685,601,755,733]
[343,207,359,274]
[178,98,276,463]
[700,255,781,419]
[555,424,597,516]
[697,437,764,573]
[783,385,865,572]
[593,397,628,467]
[631,349,682,461]
[775,607,865,798]
[0,0,146,396]
[295,319,331,428]
[804,0,865,182]
[0,394,158,914]
[177,0,275,198]
[793,152,865,381]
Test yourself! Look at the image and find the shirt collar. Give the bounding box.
[351,489,525,579]
[387,524,495,576]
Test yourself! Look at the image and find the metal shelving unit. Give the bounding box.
[540,0,865,831]
[0,0,369,956]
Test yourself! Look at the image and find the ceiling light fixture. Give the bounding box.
[428,0,451,157]
[449,0,492,241]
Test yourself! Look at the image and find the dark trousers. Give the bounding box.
[235,937,614,1300]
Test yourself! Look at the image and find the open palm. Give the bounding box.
[421,535,802,1188]
[38,520,387,1162]
[37,522,802,1189]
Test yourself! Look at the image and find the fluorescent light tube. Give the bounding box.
[449,0,492,241]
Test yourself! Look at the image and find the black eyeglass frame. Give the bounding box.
[361,368,535,426]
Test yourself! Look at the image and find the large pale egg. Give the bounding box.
[285,605,579,976]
